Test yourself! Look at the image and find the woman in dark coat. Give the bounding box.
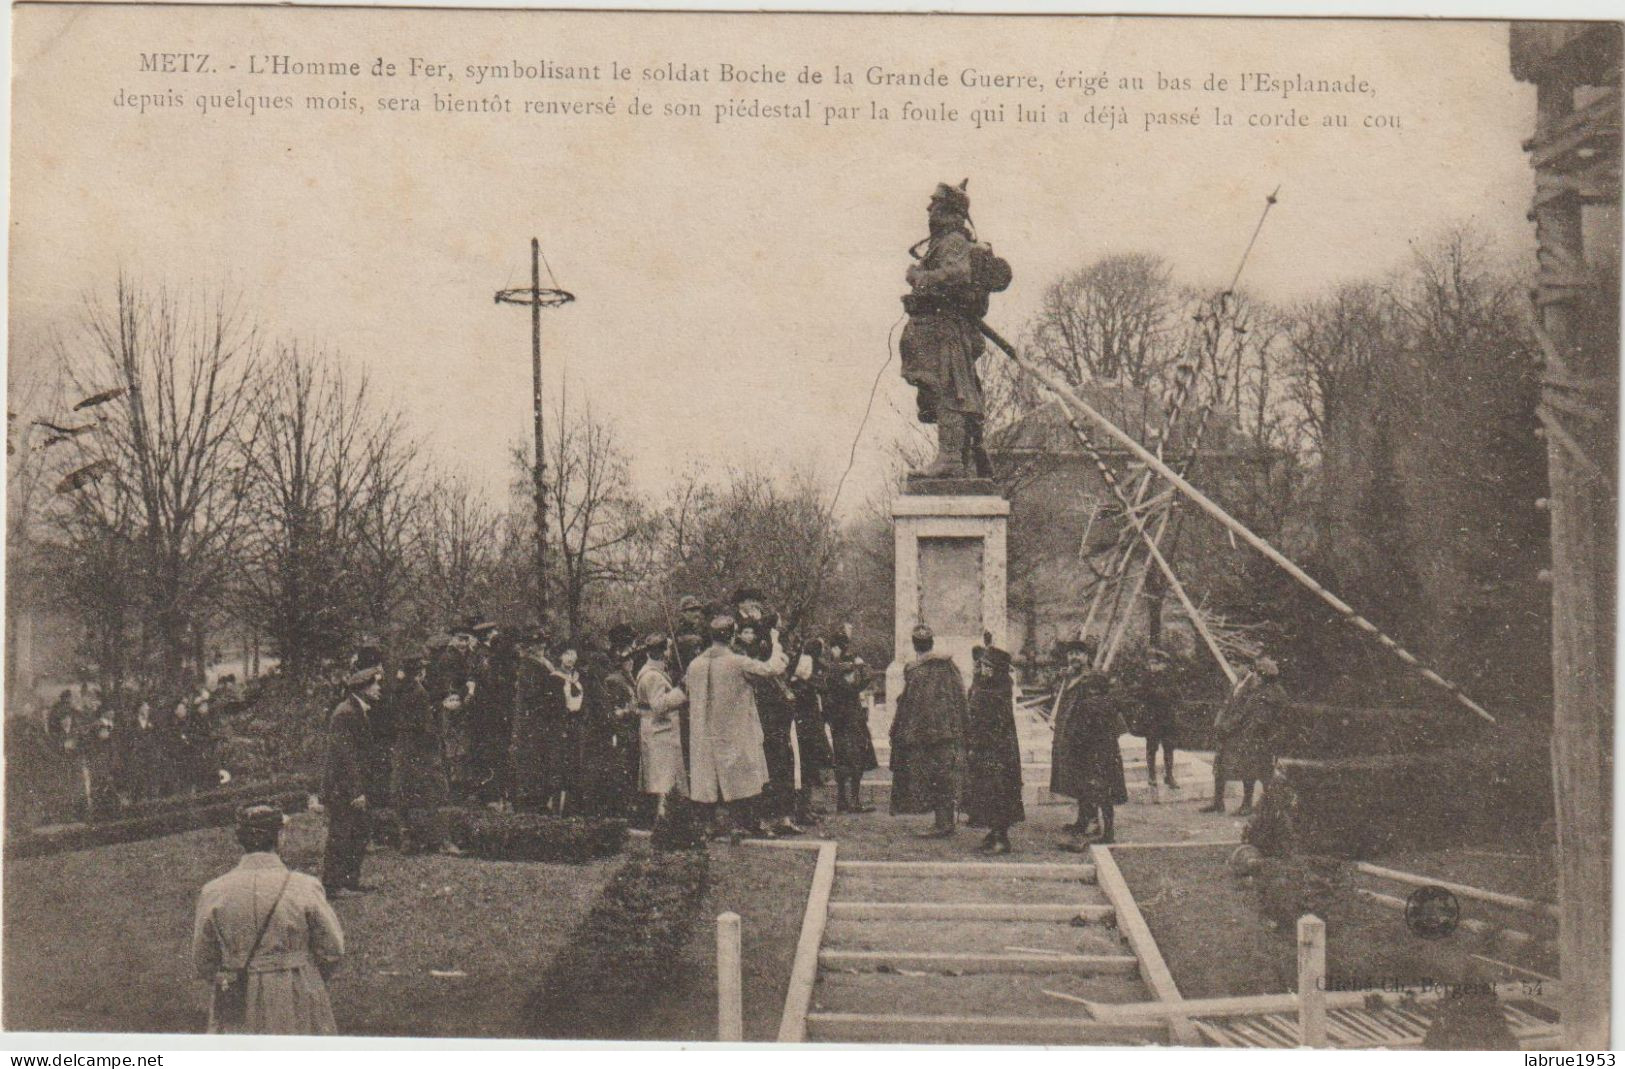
[576,647,635,818]
[821,636,877,813]
[1049,639,1128,845]
[787,638,834,794]
[965,645,1024,853]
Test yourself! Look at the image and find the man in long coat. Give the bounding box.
[193,805,344,1034]
[965,645,1024,853]
[390,656,451,854]
[683,614,787,833]
[820,635,877,813]
[322,666,382,897]
[1201,655,1287,816]
[1050,639,1128,845]
[1133,647,1182,791]
[889,624,968,838]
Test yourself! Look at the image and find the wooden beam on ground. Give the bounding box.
[776,840,838,1042]
[836,860,1095,881]
[1090,843,1198,1045]
[1083,982,1563,1022]
[817,949,1139,976]
[1355,862,1559,919]
[828,901,1112,922]
[804,1012,1167,1045]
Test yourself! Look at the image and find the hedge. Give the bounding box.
[1173,700,1489,758]
[525,849,712,1037]
[6,785,313,860]
[95,775,316,824]
[1244,738,1553,859]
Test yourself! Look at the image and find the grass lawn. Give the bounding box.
[4,812,618,1036]
[1113,844,1523,1001]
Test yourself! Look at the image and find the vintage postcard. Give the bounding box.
[5,3,1619,1052]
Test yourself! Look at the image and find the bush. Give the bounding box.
[526,850,712,1037]
[1175,700,1489,758]
[1251,854,1353,935]
[6,786,312,860]
[1245,738,1553,859]
[100,775,315,824]
[440,810,627,863]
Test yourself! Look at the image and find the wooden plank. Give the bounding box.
[1355,862,1559,919]
[1090,843,1198,1044]
[836,860,1095,881]
[775,841,838,1042]
[818,949,1139,975]
[804,1012,1166,1045]
[1087,982,1555,1022]
[828,901,1112,922]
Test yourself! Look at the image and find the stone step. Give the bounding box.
[834,874,1109,906]
[818,949,1139,976]
[828,901,1113,923]
[804,1011,1165,1045]
[822,918,1128,957]
[837,860,1096,881]
[812,970,1149,1021]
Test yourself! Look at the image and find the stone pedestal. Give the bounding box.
[886,493,1010,705]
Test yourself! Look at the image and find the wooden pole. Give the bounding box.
[1528,72,1615,1050]
[717,911,743,1041]
[1297,914,1327,1048]
[530,237,548,627]
[979,322,1494,723]
[1027,364,1237,685]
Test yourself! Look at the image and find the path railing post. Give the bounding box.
[1297,914,1327,1048]
[717,911,743,1041]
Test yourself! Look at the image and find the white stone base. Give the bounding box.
[886,493,1010,703]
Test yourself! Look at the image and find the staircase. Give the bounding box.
[804,858,1166,1044]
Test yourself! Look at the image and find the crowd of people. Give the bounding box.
[18,679,248,819]
[315,588,885,897]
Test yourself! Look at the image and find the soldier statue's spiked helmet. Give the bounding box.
[929,179,970,216]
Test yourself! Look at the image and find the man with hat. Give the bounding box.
[1134,647,1182,793]
[899,179,1011,479]
[322,665,383,897]
[684,612,787,837]
[390,654,455,854]
[1050,637,1128,845]
[965,642,1024,854]
[731,588,802,835]
[1202,654,1287,817]
[889,623,969,838]
[192,805,344,1033]
[672,596,708,674]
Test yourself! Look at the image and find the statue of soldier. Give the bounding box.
[900,179,1011,480]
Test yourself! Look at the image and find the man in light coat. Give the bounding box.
[683,614,787,835]
[192,805,344,1034]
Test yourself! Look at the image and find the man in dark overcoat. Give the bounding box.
[322,665,383,897]
[965,644,1024,853]
[889,624,968,838]
[1201,655,1287,816]
[1133,647,1182,791]
[391,655,452,854]
[1050,638,1128,846]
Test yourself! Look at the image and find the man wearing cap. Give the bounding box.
[322,666,383,897]
[965,644,1024,853]
[1051,638,1128,845]
[192,806,344,1034]
[899,179,1009,479]
[390,655,453,854]
[1202,655,1287,817]
[1134,647,1182,792]
[684,613,787,836]
[889,624,969,838]
[635,633,688,826]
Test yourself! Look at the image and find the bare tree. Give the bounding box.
[511,397,654,638]
[47,279,263,690]
[416,473,503,625]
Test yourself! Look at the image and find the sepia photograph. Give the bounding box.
[4,4,1620,1052]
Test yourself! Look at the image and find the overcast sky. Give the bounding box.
[10,10,1537,517]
